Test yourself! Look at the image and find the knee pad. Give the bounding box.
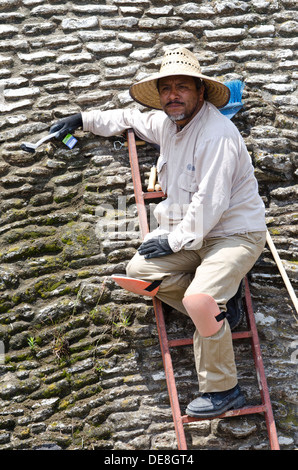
[182,293,225,337]
[112,275,161,297]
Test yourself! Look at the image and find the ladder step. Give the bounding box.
[143,190,165,199]
[181,404,267,423]
[168,330,252,347]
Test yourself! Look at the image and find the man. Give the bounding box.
[50,48,267,418]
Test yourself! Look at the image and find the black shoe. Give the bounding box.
[186,384,246,418]
[225,281,244,330]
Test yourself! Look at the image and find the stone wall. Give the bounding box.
[0,0,297,451]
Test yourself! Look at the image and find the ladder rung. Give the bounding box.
[181,404,267,423]
[143,191,165,199]
[232,330,253,340]
[168,338,193,347]
[168,330,252,348]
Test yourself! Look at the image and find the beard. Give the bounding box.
[164,101,186,122]
[168,113,186,123]
[164,99,200,124]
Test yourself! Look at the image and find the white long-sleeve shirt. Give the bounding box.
[82,102,266,252]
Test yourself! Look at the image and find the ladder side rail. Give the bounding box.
[152,297,188,450]
[126,129,188,450]
[244,277,280,450]
[127,129,149,239]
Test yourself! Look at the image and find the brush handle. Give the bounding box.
[266,230,298,314]
[147,166,157,192]
[35,131,60,147]
[21,131,60,151]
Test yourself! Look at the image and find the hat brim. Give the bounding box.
[129,71,230,110]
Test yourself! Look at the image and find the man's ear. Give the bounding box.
[199,84,206,102]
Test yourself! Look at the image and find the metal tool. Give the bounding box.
[20,131,60,153]
[21,131,78,153]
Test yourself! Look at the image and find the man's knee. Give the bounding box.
[126,253,163,287]
[126,253,148,279]
[182,293,224,337]
[126,257,138,279]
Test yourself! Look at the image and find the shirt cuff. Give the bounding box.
[81,111,91,132]
[167,232,182,253]
[168,231,203,252]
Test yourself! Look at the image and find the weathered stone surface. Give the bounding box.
[0,25,18,38]
[62,17,99,31]
[0,0,296,452]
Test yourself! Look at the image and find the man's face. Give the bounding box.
[158,75,204,127]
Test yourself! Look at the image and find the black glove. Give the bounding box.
[50,113,83,140]
[138,235,173,259]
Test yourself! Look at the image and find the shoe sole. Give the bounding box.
[186,395,246,419]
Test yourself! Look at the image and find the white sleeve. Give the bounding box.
[82,108,166,145]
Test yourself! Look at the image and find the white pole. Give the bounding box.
[266,230,298,314]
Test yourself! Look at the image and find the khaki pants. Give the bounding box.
[126,231,266,393]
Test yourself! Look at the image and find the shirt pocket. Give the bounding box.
[177,172,198,203]
[156,155,167,193]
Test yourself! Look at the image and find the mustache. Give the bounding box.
[166,100,184,107]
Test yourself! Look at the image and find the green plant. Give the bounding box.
[27,336,37,354]
[112,313,131,337]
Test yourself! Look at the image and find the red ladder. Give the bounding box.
[125,128,280,450]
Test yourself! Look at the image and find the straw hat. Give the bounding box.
[129,47,230,110]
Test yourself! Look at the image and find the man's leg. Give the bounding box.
[184,232,266,417]
[125,232,266,417]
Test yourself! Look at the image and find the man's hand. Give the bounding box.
[50,113,83,140]
[138,235,173,259]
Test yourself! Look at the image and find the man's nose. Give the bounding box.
[168,86,180,100]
